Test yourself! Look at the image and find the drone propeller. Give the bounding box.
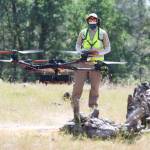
[0,59,12,63]
[62,50,97,55]
[31,59,49,63]
[18,50,43,54]
[0,59,47,64]
[0,50,15,55]
[62,51,80,54]
[102,61,127,65]
[0,49,43,55]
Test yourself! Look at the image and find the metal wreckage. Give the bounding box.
[61,82,150,139]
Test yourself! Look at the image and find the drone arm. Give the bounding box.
[32,58,85,70]
[17,61,42,73]
[32,64,58,69]
[32,63,79,71]
[19,60,111,72]
[31,62,105,71]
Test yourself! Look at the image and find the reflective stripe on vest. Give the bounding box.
[82,28,104,61]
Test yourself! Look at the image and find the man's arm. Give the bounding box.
[75,32,83,52]
[101,32,111,55]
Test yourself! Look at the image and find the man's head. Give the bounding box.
[86,13,100,30]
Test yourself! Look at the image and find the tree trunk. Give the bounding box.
[11,0,23,50]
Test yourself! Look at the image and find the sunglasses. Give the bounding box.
[88,17,97,22]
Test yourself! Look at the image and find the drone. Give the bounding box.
[0,49,127,83]
[0,49,45,73]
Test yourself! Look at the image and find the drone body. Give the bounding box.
[0,49,127,83]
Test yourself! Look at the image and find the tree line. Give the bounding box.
[0,0,149,83]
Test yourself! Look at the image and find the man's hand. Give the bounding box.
[88,50,99,56]
[80,50,100,60]
[81,51,89,60]
[81,50,99,56]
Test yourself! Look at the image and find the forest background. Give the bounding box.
[0,0,149,83]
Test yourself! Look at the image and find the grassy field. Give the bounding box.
[0,81,149,150]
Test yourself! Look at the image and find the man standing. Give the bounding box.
[71,13,111,123]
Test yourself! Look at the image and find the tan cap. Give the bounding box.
[86,13,98,20]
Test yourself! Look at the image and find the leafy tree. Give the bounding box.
[0,0,149,82]
[116,0,150,82]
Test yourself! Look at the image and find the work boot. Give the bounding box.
[74,114,81,124]
[89,108,99,118]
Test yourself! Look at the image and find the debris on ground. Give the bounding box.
[125,82,150,132]
[61,114,121,139]
[61,82,150,139]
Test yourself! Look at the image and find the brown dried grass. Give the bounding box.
[0,81,149,150]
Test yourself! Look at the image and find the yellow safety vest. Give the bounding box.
[82,28,104,61]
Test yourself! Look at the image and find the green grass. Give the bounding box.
[0,81,150,150]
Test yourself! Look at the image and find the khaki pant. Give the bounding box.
[71,62,102,117]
